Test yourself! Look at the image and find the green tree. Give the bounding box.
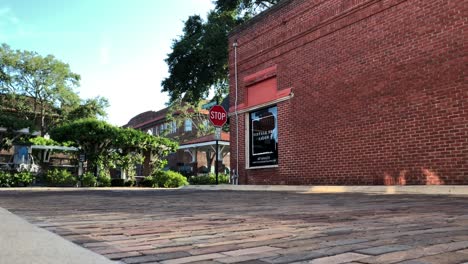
[215,0,278,17]
[67,96,109,121]
[0,114,34,151]
[50,119,178,176]
[0,43,81,134]
[166,100,226,172]
[166,100,214,140]
[49,118,117,173]
[161,0,278,104]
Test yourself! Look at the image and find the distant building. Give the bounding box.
[125,106,230,176]
[228,0,467,185]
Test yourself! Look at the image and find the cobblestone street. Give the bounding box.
[0,189,467,264]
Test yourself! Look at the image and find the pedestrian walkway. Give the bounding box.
[0,189,467,263]
[184,184,468,195]
[0,207,116,264]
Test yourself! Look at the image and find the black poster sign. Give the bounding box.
[249,106,278,167]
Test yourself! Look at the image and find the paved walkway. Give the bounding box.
[0,189,467,264]
[0,207,115,264]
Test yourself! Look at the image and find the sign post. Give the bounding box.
[209,105,227,185]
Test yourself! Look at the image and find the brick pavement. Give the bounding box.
[0,189,466,264]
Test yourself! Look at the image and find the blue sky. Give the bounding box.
[0,0,214,126]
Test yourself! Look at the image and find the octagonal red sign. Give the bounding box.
[209,105,227,127]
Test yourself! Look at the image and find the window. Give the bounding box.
[172,120,177,133]
[249,105,278,167]
[184,119,192,132]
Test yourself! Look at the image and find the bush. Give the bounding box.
[189,173,229,185]
[153,170,188,188]
[12,171,34,187]
[141,176,155,187]
[46,169,77,187]
[97,174,111,187]
[0,171,35,187]
[111,178,125,187]
[124,178,136,187]
[81,172,97,187]
[0,171,12,187]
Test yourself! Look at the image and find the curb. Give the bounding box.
[183,185,468,196]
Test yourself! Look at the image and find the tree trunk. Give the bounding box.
[205,150,215,173]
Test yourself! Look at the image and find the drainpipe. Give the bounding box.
[233,41,239,185]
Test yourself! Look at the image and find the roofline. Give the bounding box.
[229,0,295,37]
[31,145,79,151]
[179,141,230,149]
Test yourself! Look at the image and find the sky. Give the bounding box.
[0,0,214,126]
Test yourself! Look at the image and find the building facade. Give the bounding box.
[228,0,467,185]
[125,107,230,176]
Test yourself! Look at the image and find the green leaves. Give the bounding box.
[67,96,109,121]
[162,0,278,105]
[50,119,178,176]
[215,0,279,18]
[161,10,237,104]
[0,43,81,133]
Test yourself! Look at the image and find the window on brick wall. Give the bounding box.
[248,105,278,168]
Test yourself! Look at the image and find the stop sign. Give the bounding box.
[209,105,227,127]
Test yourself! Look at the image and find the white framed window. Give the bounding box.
[172,120,177,133]
[184,119,192,132]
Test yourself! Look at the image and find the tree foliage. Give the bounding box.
[166,100,214,140]
[161,12,235,103]
[49,119,116,171]
[0,113,34,151]
[161,0,278,104]
[50,119,178,176]
[0,44,110,137]
[0,43,81,134]
[216,0,279,18]
[67,96,109,121]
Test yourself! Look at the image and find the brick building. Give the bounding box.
[125,107,230,176]
[228,0,467,185]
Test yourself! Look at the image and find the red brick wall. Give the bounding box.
[229,0,467,185]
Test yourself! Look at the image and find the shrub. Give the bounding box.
[189,173,229,185]
[153,170,188,188]
[141,176,155,187]
[111,178,125,187]
[124,178,136,187]
[12,171,34,187]
[0,171,12,187]
[97,174,111,187]
[81,172,97,187]
[46,169,77,187]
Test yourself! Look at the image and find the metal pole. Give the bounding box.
[215,139,219,185]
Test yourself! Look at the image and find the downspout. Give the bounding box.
[233,41,239,185]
